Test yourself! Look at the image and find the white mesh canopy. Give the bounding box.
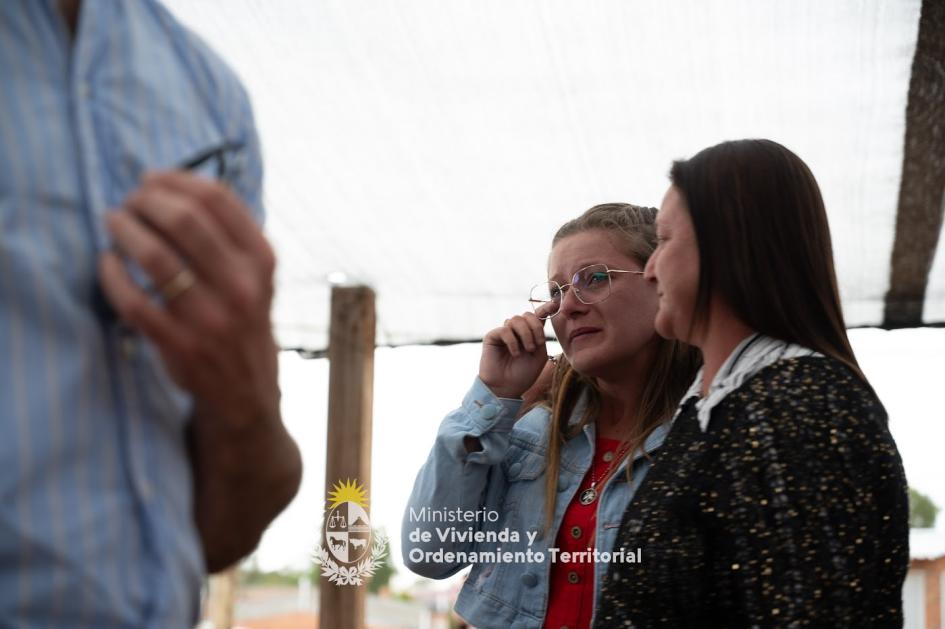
[162,0,939,351]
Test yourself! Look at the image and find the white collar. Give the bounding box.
[675,333,823,432]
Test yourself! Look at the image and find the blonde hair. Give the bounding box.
[537,203,701,531]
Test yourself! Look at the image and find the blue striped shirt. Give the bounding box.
[0,1,263,626]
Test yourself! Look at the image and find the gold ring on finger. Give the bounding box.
[160,268,196,302]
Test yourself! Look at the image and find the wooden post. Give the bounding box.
[320,285,376,629]
[206,567,238,628]
[884,0,945,327]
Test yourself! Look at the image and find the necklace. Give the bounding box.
[578,439,633,506]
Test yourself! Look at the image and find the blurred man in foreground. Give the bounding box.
[0,1,302,625]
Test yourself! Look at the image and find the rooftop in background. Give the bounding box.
[910,528,945,562]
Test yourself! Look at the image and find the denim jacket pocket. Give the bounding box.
[502,442,547,482]
[470,439,547,612]
[496,442,545,540]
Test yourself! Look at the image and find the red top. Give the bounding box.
[543,437,623,629]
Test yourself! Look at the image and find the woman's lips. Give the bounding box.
[569,327,601,343]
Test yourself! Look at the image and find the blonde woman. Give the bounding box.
[402,204,699,629]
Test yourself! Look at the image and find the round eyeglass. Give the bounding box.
[528,263,644,320]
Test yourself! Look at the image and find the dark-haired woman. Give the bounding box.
[596,139,909,627]
[402,204,699,628]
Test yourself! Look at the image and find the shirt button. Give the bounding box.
[120,333,137,359]
[480,404,498,419]
[508,462,522,477]
[602,451,614,462]
[520,572,538,588]
[570,526,582,539]
[567,570,580,584]
[557,477,570,492]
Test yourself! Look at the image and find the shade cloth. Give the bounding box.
[162,0,939,351]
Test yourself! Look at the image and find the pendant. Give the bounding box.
[579,487,597,505]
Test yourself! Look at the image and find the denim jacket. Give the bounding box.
[402,377,669,629]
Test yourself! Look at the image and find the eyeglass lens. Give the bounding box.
[529,264,612,319]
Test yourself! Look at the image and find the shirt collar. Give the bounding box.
[675,333,822,432]
[568,387,671,462]
[634,420,671,461]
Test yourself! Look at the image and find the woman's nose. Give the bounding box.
[557,285,586,315]
[643,252,658,282]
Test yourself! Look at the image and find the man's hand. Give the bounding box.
[99,170,279,427]
[99,170,301,571]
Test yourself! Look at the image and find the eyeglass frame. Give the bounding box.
[529,263,644,320]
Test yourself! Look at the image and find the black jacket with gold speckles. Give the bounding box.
[595,356,909,628]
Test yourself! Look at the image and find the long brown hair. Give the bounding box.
[669,139,864,380]
[538,203,701,531]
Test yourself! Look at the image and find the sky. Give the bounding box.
[257,326,945,591]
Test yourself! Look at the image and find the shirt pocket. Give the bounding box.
[470,443,546,613]
[110,138,243,288]
[502,441,547,482]
[108,138,237,203]
[500,440,548,536]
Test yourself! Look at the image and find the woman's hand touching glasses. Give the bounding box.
[479,312,549,399]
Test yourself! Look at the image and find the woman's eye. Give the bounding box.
[588,272,608,284]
